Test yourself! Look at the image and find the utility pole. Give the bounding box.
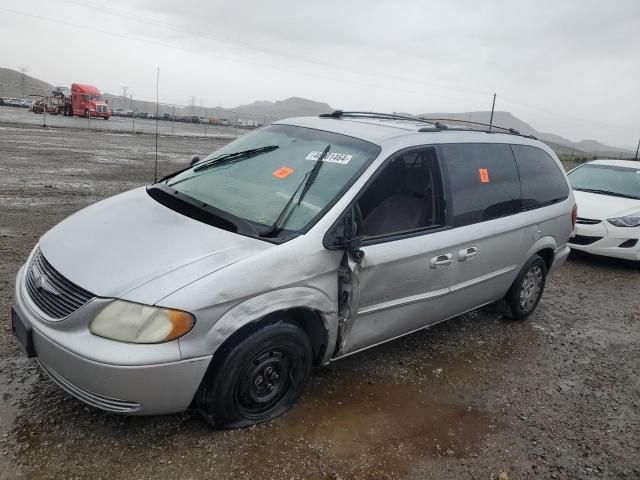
[489,93,496,131]
[19,67,28,98]
[121,86,128,107]
[190,96,196,116]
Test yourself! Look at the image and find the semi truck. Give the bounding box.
[31,83,110,119]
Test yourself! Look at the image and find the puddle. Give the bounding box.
[239,380,491,478]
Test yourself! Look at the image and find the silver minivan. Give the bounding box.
[12,112,576,428]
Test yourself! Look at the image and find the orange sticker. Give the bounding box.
[479,168,490,183]
[273,166,294,179]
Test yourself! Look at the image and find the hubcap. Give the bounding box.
[236,349,294,417]
[519,265,543,311]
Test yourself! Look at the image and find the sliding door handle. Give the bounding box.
[430,253,453,269]
[458,247,479,262]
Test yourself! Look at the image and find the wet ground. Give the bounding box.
[1,122,639,479]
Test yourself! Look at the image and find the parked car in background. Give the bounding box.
[11,112,575,429]
[568,159,640,263]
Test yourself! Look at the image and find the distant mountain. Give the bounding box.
[0,67,633,156]
[234,97,332,121]
[418,110,632,156]
[536,132,628,157]
[0,67,53,98]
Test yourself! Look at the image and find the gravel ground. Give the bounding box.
[0,122,638,480]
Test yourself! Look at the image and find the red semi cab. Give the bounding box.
[71,83,110,119]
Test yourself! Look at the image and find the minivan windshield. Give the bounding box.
[568,163,640,200]
[166,124,380,237]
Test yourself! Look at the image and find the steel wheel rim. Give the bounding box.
[519,265,543,311]
[235,347,299,419]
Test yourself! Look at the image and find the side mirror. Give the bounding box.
[189,155,200,166]
[325,206,365,264]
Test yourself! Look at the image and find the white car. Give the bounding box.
[568,159,640,263]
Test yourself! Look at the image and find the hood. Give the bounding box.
[39,187,271,304]
[573,190,640,220]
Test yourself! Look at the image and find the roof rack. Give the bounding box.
[319,110,449,130]
[319,110,538,140]
[419,117,537,139]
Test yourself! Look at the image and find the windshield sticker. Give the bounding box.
[306,151,353,165]
[479,168,490,183]
[273,166,294,179]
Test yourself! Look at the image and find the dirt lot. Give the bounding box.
[1,122,639,479]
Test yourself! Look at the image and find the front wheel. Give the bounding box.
[503,255,547,320]
[196,319,312,429]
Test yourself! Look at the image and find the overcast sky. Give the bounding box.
[1,0,639,149]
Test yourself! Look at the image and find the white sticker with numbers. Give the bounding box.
[305,151,353,165]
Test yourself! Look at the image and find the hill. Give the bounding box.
[0,68,53,99]
[0,67,632,156]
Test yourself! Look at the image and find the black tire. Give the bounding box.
[503,255,547,320]
[84,109,90,118]
[196,319,312,429]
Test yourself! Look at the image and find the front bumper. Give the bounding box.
[569,222,640,261]
[33,328,211,414]
[13,265,211,415]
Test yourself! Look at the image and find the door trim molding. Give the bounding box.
[449,264,517,293]
[357,264,517,316]
[357,287,449,316]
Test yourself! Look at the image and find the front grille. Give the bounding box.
[576,217,601,225]
[569,234,603,246]
[25,247,94,319]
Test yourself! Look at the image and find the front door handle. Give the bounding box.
[430,253,453,269]
[458,247,478,262]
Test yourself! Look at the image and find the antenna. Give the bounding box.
[489,93,496,132]
[154,67,159,182]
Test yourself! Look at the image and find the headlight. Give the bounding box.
[607,212,640,228]
[90,300,194,343]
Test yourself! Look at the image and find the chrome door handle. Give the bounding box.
[458,247,478,262]
[430,253,453,269]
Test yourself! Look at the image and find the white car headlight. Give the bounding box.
[607,212,640,228]
[90,300,194,343]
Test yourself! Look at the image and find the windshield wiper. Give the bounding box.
[260,144,331,237]
[158,145,279,183]
[193,145,279,172]
[574,188,640,199]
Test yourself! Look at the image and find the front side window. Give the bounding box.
[568,163,640,199]
[166,124,380,238]
[512,145,569,209]
[439,143,521,227]
[355,148,444,238]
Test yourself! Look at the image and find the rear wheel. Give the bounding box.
[196,319,312,429]
[503,255,547,320]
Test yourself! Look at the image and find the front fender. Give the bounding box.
[185,287,339,365]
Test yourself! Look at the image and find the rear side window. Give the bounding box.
[440,143,521,227]
[512,145,569,209]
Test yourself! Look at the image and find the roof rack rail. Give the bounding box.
[319,110,538,140]
[420,117,538,140]
[319,110,448,129]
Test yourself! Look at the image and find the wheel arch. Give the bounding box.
[201,287,339,369]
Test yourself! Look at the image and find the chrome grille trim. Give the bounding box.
[576,217,601,225]
[25,247,94,319]
[38,361,140,413]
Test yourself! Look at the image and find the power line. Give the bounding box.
[56,0,491,100]
[0,6,485,106]
[2,5,639,140]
